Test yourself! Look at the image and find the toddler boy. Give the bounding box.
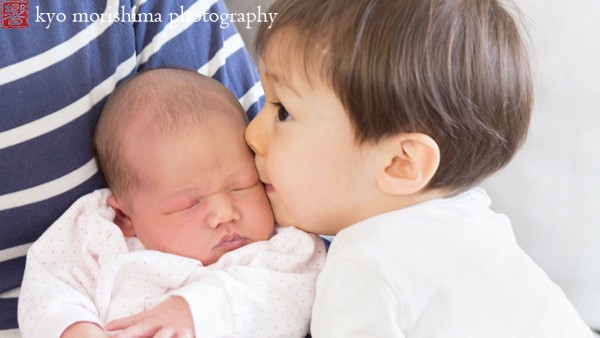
[245,0,593,336]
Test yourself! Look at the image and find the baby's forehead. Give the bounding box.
[126,108,249,174]
[133,104,244,138]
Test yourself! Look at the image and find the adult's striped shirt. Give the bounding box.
[0,0,264,334]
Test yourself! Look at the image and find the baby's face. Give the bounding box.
[123,110,274,265]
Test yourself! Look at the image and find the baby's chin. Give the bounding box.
[196,253,219,266]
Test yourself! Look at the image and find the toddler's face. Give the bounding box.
[245,43,382,236]
[123,110,274,265]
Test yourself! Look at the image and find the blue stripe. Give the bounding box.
[0,0,105,67]
[134,0,223,53]
[0,256,25,294]
[0,173,105,252]
[0,26,134,132]
[0,297,18,330]
[139,3,238,71]
[246,99,264,121]
[212,47,262,113]
[211,1,239,37]
[0,104,102,194]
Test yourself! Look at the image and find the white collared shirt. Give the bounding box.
[311,188,592,338]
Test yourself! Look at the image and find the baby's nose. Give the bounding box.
[206,193,241,229]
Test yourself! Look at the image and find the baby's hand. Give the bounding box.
[61,322,110,338]
[105,296,194,338]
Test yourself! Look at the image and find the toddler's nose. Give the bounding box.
[245,111,267,156]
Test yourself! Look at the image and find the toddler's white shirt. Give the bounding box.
[19,189,325,338]
[311,188,592,338]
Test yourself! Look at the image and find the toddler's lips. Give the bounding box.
[215,233,247,252]
[264,183,275,193]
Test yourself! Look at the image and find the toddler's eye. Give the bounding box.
[273,102,292,122]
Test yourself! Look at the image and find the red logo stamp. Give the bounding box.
[1,0,29,29]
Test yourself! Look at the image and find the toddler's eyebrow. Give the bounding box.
[264,70,301,96]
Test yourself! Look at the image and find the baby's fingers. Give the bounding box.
[106,297,193,337]
[105,312,142,331]
[111,317,159,338]
[106,311,158,337]
[111,322,193,338]
[153,327,194,338]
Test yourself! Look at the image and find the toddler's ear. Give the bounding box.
[106,195,136,237]
[376,133,440,196]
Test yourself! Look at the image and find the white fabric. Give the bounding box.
[18,189,325,338]
[311,188,593,338]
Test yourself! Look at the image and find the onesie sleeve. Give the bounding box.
[18,258,104,338]
[310,256,406,338]
[18,190,122,338]
[169,227,326,338]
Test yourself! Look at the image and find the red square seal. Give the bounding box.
[2,0,29,29]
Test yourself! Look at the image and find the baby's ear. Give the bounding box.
[106,195,136,237]
[376,133,440,196]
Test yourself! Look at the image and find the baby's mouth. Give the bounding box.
[214,233,247,252]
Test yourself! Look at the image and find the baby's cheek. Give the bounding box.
[254,202,276,239]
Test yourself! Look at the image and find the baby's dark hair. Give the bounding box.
[256,0,533,192]
[94,68,246,201]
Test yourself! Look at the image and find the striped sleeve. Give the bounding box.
[0,0,263,332]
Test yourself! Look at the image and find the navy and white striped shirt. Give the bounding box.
[0,0,263,333]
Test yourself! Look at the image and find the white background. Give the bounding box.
[483,0,600,329]
[225,0,600,330]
